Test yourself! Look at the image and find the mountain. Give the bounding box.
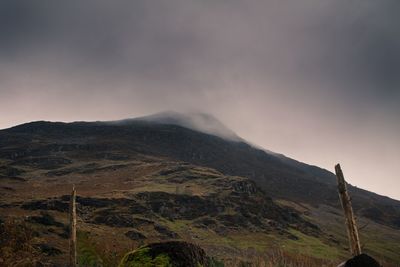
[1,112,400,266]
[117,111,243,142]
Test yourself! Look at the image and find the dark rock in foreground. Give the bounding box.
[338,253,381,267]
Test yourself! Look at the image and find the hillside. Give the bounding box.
[1,113,400,266]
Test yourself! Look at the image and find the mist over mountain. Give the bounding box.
[107,111,243,142]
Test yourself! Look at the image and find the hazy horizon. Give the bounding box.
[1,0,399,200]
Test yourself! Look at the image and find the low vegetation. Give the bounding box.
[119,247,172,267]
[0,218,43,266]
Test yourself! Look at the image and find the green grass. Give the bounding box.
[77,231,104,267]
[164,219,345,265]
[361,231,400,264]
[282,229,343,260]
[118,247,172,267]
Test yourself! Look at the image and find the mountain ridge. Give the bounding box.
[1,112,400,265]
[0,113,346,187]
[2,113,399,225]
[0,113,379,195]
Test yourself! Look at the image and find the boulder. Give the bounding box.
[338,254,381,267]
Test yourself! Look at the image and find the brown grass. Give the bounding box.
[0,218,43,267]
[223,248,337,267]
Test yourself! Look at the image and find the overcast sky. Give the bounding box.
[0,0,399,199]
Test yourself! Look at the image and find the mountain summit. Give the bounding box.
[110,111,242,142]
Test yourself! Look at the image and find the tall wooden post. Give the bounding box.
[69,185,77,267]
[335,164,362,256]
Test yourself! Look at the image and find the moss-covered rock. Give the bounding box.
[118,241,216,267]
[118,247,172,267]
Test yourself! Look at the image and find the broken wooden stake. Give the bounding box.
[335,164,362,257]
[69,185,77,267]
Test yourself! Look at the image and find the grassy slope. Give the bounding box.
[278,199,400,265]
[1,155,400,266]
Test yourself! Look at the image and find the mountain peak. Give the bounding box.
[116,111,242,142]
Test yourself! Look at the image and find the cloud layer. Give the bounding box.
[0,0,399,199]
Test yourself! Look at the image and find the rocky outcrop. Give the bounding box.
[19,186,319,235]
[125,230,146,240]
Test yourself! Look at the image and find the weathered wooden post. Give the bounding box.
[69,185,77,267]
[335,164,362,257]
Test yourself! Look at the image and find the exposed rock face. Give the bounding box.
[154,225,179,239]
[19,181,320,236]
[125,230,146,240]
[119,241,212,267]
[0,166,25,177]
[231,180,258,195]
[28,212,64,227]
[21,199,69,212]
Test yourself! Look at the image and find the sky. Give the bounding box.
[0,0,399,200]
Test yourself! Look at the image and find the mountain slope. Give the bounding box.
[2,116,398,229]
[1,113,400,265]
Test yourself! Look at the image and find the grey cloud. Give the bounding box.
[2,0,399,94]
[0,0,399,199]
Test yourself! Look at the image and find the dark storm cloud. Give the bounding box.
[0,1,208,77]
[1,0,399,94]
[0,0,399,199]
[306,1,400,93]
